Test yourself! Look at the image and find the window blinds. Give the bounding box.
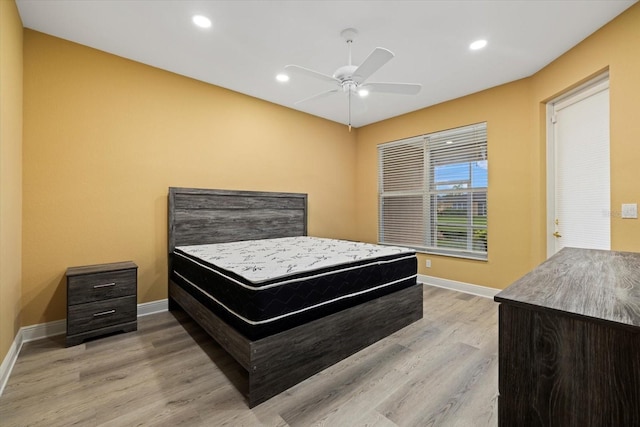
[379,123,488,259]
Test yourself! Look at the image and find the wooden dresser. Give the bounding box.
[494,248,640,426]
[66,261,138,346]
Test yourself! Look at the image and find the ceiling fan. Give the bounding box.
[285,28,422,131]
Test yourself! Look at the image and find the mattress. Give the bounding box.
[171,236,417,340]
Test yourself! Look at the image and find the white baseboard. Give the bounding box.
[0,298,168,396]
[21,319,67,342]
[419,274,500,299]
[0,330,22,399]
[138,298,168,317]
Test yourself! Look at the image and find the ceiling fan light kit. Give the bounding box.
[284,27,422,131]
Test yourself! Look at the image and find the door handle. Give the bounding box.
[553,231,562,238]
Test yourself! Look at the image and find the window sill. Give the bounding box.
[378,243,488,262]
[418,249,488,262]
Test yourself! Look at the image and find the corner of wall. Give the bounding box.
[0,0,24,370]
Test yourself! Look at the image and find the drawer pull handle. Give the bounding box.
[93,309,116,317]
[93,282,116,289]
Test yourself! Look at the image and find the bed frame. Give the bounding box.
[167,187,423,407]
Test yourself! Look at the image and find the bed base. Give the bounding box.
[169,279,423,407]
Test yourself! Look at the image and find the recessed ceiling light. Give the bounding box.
[469,39,487,50]
[192,15,212,29]
[276,74,289,82]
[357,88,369,97]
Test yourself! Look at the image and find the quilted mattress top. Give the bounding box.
[175,236,415,285]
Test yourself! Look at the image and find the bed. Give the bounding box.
[168,187,423,407]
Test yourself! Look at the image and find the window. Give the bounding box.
[378,122,488,260]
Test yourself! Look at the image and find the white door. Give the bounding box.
[547,74,610,257]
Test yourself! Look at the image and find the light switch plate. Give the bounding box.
[621,203,638,219]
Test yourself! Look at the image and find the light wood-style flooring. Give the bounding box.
[0,286,499,426]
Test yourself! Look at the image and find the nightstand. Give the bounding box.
[66,261,138,346]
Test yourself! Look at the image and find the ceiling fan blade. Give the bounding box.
[295,89,339,104]
[362,82,422,95]
[352,47,394,83]
[285,65,340,84]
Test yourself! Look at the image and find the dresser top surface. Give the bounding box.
[66,261,137,277]
[495,248,640,327]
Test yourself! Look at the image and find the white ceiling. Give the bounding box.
[16,0,636,128]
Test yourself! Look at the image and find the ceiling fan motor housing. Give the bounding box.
[333,64,358,81]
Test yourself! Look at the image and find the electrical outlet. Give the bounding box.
[622,203,638,219]
[426,259,431,268]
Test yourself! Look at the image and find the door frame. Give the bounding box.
[545,72,609,258]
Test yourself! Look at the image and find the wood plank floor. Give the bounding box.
[0,286,499,426]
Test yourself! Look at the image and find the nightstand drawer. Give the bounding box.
[67,296,137,336]
[68,269,136,305]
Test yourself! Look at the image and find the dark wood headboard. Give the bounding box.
[168,187,308,253]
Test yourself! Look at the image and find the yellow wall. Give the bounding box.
[356,3,640,289]
[22,30,357,326]
[0,0,23,363]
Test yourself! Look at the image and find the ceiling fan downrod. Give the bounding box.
[341,28,357,132]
